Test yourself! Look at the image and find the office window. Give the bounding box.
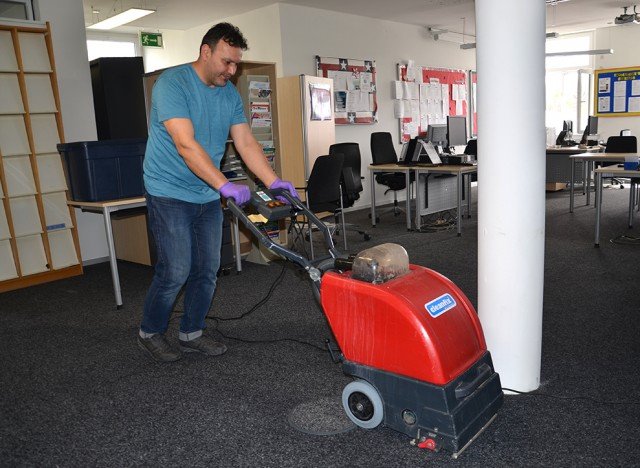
[545,32,593,135]
[0,0,36,20]
[86,33,140,61]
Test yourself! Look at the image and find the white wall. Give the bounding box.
[595,24,640,139]
[278,4,476,210]
[142,4,284,74]
[37,0,109,264]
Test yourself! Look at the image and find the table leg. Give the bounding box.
[405,170,411,230]
[628,179,635,228]
[414,170,422,231]
[102,206,123,309]
[570,158,575,213]
[466,174,471,218]
[456,172,462,236]
[370,169,376,227]
[231,216,242,273]
[586,161,592,206]
[595,172,602,247]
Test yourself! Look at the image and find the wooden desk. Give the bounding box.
[414,165,477,236]
[546,146,602,191]
[69,197,242,308]
[568,153,638,212]
[368,164,413,230]
[594,165,640,246]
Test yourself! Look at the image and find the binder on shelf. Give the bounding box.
[47,228,79,269]
[30,114,60,153]
[0,115,30,156]
[0,202,10,239]
[0,74,25,114]
[15,234,48,276]
[0,239,18,281]
[42,191,73,231]
[24,74,57,113]
[4,155,37,197]
[17,33,52,73]
[0,31,19,72]
[36,153,67,193]
[9,195,42,237]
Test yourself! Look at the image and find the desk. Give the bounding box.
[546,146,602,189]
[414,165,476,236]
[569,153,637,212]
[368,164,413,230]
[69,197,242,308]
[594,165,640,246]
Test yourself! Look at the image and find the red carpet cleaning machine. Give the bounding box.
[228,189,503,457]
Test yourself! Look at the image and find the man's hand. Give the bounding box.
[269,178,299,202]
[219,182,251,205]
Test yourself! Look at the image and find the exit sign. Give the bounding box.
[141,32,163,48]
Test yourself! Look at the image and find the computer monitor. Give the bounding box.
[446,116,468,147]
[580,116,599,145]
[562,120,573,132]
[426,124,447,147]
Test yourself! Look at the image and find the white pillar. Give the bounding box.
[475,0,546,391]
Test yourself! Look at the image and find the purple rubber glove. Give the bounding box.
[219,181,251,206]
[269,178,299,203]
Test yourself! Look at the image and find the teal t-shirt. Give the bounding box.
[143,63,247,203]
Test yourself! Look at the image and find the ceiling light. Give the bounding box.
[460,32,559,50]
[545,49,614,57]
[88,8,155,30]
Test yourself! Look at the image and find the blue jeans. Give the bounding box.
[141,194,223,335]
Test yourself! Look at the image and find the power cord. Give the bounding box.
[610,234,640,245]
[417,209,457,233]
[173,260,329,353]
[502,387,640,406]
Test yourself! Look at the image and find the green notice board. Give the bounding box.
[141,32,163,48]
[594,66,640,117]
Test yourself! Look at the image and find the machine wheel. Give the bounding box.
[342,380,384,429]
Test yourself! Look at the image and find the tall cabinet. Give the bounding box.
[0,22,82,293]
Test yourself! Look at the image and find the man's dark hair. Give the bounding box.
[201,22,248,51]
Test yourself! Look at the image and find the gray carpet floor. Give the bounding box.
[1,185,639,467]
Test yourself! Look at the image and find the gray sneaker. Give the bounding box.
[179,335,227,356]
[137,334,181,362]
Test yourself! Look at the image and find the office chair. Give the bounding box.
[329,142,371,242]
[464,139,477,158]
[602,135,638,188]
[297,153,347,259]
[464,138,478,183]
[370,132,415,218]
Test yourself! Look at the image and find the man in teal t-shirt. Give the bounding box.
[138,23,297,362]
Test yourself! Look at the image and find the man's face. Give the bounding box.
[201,40,242,87]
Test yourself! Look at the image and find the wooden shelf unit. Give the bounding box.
[0,22,82,293]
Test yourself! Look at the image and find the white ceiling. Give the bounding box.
[82,0,640,36]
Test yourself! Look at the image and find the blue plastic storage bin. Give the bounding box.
[57,139,147,202]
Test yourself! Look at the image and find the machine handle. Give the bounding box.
[455,363,492,399]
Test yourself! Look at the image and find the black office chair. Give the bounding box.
[298,153,346,259]
[602,135,637,188]
[329,142,371,242]
[464,139,478,183]
[370,132,415,218]
[464,139,477,158]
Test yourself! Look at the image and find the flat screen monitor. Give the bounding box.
[426,124,447,146]
[562,120,573,132]
[580,116,599,144]
[447,116,467,147]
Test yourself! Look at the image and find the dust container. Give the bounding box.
[351,243,409,284]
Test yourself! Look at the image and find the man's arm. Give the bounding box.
[230,122,278,187]
[164,117,228,190]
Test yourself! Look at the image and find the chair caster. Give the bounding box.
[364,234,371,241]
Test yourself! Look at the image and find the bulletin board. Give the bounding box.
[594,66,640,117]
[396,64,468,143]
[315,55,378,125]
